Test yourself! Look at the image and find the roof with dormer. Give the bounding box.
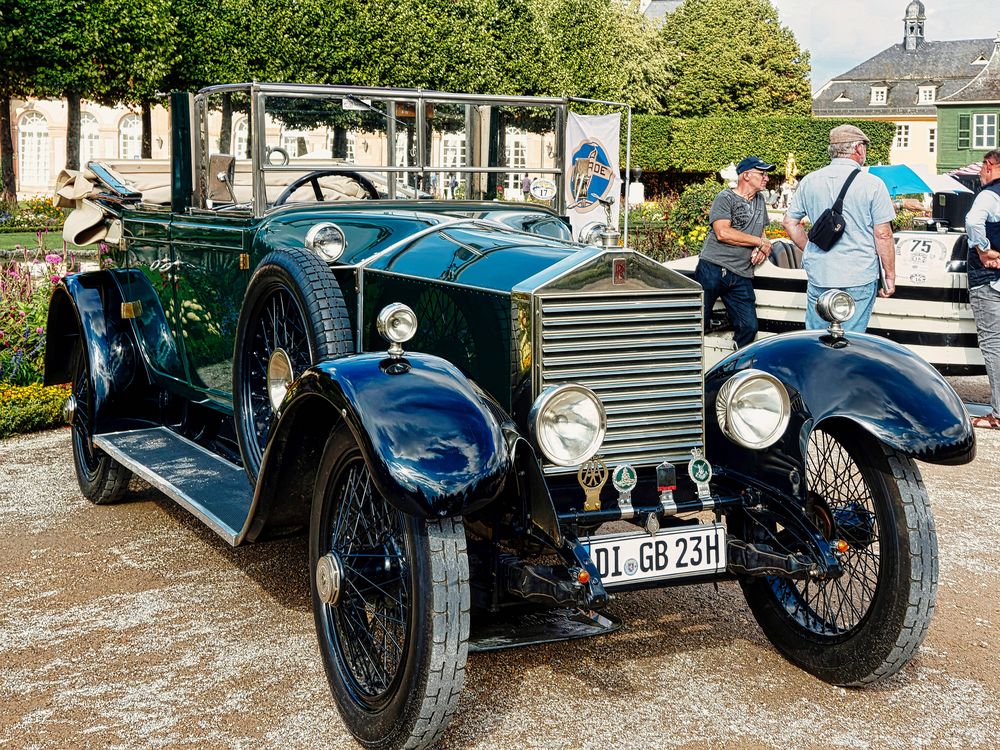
[813,38,995,117]
[938,38,1000,104]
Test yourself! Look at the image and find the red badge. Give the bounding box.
[613,258,627,285]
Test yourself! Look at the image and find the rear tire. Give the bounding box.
[69,345,132,504]
[233,248,353,481]
[741,424,937,685]
[310,428,469,750]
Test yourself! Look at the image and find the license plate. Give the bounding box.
[584,523,727,587]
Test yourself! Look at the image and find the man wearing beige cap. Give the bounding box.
[782,124,896,332]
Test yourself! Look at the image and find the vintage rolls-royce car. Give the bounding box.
[46,84,974,750]
[671,227,982,374]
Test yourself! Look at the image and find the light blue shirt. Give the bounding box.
[785,158,896,287]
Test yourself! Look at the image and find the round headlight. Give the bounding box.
[578,222,609,246]
[529,384,607,466]
[716,369,790,450]
[377,303,418,345]
[816,289,856,324]
[305,223,347,262]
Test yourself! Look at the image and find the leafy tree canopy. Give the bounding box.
[659,0,811,117]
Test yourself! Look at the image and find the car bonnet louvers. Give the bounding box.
[520,251,705,475]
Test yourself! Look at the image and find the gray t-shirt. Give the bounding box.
[699,189,768,277]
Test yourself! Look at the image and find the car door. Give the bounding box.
[168,212,254,407]
[120,207,190,387]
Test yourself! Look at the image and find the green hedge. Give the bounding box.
[627,115,895,175]
[0,226,55,234]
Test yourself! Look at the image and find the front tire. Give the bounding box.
[741,424,937,686]
[310,428,469,750]
[69,345,132,504]
[233,248,353,481]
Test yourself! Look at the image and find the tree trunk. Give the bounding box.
[0,95,16,203]
[66,93,81,171]
[141,101,152,158]
[332,126,347,159]
[219,92,232,153]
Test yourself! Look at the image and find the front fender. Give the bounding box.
[706,332,974,492]
[44,271,145,432]
[265,352,510,519]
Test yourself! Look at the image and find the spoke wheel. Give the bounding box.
[69,345,132,504]
[240,288,312,469]
[234,248,352,481]
[775,430,882,635]
[311,429,469,750]
[740,423,938,686]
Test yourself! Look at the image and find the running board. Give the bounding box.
[94,427,252,545]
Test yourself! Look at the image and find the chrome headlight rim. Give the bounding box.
[816,289,856,324]
[716,369,791,451]
[376,302,418,345]
[578,221,609,246]
[305,222,347,262]
[529,383,607,467]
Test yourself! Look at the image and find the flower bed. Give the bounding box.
[0,197,66,232]
[1,248,80,387]
[0,383,70,439]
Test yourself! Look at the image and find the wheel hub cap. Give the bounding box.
[267,348,294,411]
[316,552,344,606]
[63,395,77,424]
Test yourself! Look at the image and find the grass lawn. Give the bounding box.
[0,231,62,252]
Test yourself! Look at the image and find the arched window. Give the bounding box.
[438,134,466,198]
[17,111,50,188]
[505,129,527,193]
[119,113,141,159]
[234,118,249,158]
[80,112,100,165]
[281,129,308,157]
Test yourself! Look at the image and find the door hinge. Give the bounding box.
[121,301,143,319]
[239,253,250,270]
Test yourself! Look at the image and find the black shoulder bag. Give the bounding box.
[807,169,861,251]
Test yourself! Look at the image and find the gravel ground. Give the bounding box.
[1,378,998,750]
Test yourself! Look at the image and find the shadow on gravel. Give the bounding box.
[140,486,312,612]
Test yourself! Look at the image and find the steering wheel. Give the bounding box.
[273,170,380,206]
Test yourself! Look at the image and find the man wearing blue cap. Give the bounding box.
[694,155,775,348]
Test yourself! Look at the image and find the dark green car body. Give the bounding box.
[44,83,976,750]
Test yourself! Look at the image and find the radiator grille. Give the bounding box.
[537,291,704,473]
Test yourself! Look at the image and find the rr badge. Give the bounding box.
[613,257,627,285]
[578,457,609,512]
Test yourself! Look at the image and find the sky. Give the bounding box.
[770,0,1000,91]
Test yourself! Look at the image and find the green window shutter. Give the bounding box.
[959,114,971,149]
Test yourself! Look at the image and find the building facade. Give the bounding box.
[936,34,1000,171]
[9,99,171,197]
[811,0,994,173]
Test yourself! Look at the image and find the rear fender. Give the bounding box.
[706,331,975,497]
[247,352,510,539]
[44,271,146,431]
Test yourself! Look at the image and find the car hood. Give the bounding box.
[255,202,575,282]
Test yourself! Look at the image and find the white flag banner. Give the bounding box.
[564,112,621,242]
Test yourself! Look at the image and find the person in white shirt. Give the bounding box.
[964,149,1000,428]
